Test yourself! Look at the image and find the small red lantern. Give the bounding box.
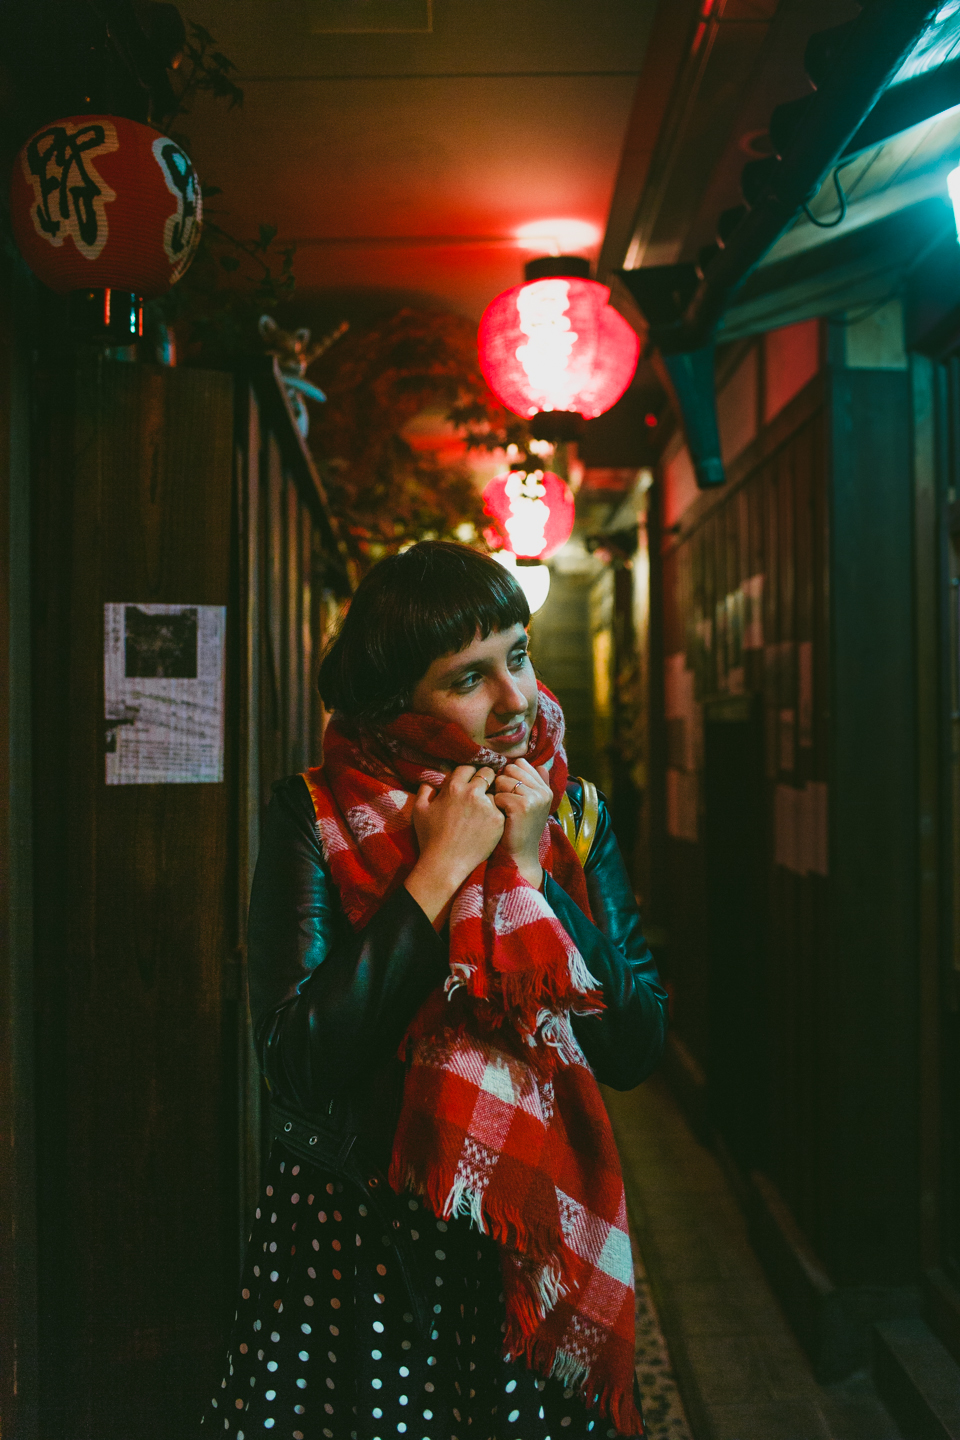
[10,114,202,298]
[478,259,639,429]
[482,466,575,560]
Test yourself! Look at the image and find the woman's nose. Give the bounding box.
[494,671,527,713]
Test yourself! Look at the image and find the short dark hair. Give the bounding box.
[318,541,530,724]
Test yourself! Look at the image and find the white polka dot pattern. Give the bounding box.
[199,1147,640,1438]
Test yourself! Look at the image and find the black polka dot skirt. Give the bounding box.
[200,1142,638,1440]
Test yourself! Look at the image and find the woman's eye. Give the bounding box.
[510,651,529,670]
[452,673,481,692]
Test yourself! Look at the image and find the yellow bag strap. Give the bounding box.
[555,777,600,867]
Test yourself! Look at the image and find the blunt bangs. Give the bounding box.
[318,541,530,724]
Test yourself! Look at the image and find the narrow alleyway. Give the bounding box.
[10,4,960,1437]
[609,1079,906,1440]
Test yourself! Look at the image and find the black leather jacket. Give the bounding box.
[249,775,668,1166]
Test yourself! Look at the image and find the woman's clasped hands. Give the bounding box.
[404,759,553,923]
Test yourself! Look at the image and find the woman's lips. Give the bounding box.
[487,722,527,744]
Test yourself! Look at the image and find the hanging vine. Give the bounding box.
[309,307,530,565]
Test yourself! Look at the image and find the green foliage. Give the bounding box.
[149,23,297,364]
[309,309,529,566]
[149,203,298,364]
[170,23,245,124]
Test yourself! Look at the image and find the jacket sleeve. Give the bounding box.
[544,793,668,1091]
[248,775,449,1115]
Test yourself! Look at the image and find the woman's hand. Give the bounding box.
[404,766,504,923]
[492,759,553,889]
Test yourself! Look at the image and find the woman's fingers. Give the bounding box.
[415,781,437,807]
[446,763,497,792]
[507,758,546,781]
[494,760,550,798]
[492,791,526,813]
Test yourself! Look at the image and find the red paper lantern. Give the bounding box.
[482,467,575,560]
[10,114,202,297]
[478,276,639,422]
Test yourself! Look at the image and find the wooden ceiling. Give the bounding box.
[178,0,658,319]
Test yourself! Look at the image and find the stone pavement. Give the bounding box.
[606,1076,906,1440]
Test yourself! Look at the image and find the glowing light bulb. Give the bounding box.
[494,551,551,614]
[503,469,550,555]
[514,280,578,414]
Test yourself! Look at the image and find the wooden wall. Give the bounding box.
[0,256,38,1440]
[27,354,347,1439]
[655,314,926,1374]
[30,358,238,1439]
[661,379,830,1190]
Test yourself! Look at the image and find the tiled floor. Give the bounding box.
[605,1076,906,1440]
[632,1232,694,1440]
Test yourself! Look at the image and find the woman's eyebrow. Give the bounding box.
[436,638,527,684]
[438,656,487,683]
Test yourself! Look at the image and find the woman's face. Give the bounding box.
[409,622,538,757]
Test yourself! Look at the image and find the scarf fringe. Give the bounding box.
[566,946,601,996]
[446,1177,486,1234]
[533,1256,566,1314]
[393,1162,563,1272]
[583,1375,645,1436]
[488,963,601,1027]
[505,1333,644,1436]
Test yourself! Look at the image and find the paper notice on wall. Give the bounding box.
[666,767,699,843]
[742,574,764,650]
[774,781,828,876]
[104,603,226,785]
[798,640,813,747]
[664,652,702,771]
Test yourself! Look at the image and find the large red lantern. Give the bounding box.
[478,259,639,429]
[482,466,575,560]
[10,114,202,298]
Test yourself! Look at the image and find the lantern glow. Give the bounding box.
[482,467,575,560]
[478,276,639,422]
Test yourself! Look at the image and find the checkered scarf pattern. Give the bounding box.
[302,683,642,1434]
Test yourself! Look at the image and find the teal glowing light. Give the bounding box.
[949,164,960,242]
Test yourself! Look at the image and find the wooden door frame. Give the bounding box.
[0,261,38,1439]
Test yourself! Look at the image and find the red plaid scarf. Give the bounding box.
[302,683,642,1434]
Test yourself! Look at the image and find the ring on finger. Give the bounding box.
[513,781,523,793]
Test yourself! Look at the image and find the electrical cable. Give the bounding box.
[802,164,851,229]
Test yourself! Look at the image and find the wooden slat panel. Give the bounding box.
[284,475,300,775]
[237,382,263,1248]
[0,257,38,1440]
[828,363,917,1284]
[261,435,284,804]
[300,500,314,769]
[32,359,236,1438]
[661,400,839,1246]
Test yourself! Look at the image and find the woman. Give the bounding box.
[202,541,667,1440]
